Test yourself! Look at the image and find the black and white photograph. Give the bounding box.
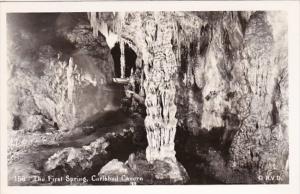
[0,1,299,193]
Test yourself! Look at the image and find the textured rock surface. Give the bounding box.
[98,159,136,181]
[90,12,197,163]
[99,152,189,184]
[7,11,288,184]
[44,127,135,171]
[90,11,288,183]
[44,137,109,171]
[7,13,119,131]
[228,12,288,181]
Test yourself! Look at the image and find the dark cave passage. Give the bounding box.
[111,42,137,78]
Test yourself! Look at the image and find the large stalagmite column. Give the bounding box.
[142,13,178,163]
[89,12,189,183]
[89,12,179,163]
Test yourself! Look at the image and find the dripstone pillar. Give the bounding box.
[142,13,178,163]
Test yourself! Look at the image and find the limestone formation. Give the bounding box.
[7,13,117,131]
[7,11,288,184]
[89,11,288,182]
[44,137,109,171]
[90,12,182,163]
[98,152,189,184]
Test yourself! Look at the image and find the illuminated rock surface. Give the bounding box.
[7,11,288,185]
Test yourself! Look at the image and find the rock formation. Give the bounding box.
[7,13,118,131]
[90,12,199,164]
[7,11,288,184]
[98,152,189,184]
[45,137,109,171]
[89,11,288,183]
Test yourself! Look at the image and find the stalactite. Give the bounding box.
[89,12,118,49]
[90,12,98,38]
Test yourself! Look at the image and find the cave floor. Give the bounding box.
[7,109,227,185]
[7,109,132,186]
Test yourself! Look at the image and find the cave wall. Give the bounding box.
[180,11,288,179]
[7,13,118,131]
[177,11,288,180]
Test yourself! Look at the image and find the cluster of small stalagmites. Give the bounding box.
[40,56,96,130]
[8,14,118,133]
[8,46,82,131]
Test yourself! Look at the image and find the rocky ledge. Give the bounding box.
[98,152,189,185]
